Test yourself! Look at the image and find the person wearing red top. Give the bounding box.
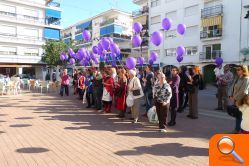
[101,69,114,113]
[60,69,70,96]
[115,68,128,118]
[77,72,85,100]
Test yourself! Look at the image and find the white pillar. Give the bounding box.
[18,67,23,75]
[56,65,60,81]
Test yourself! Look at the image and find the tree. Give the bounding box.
[42,40,67,66]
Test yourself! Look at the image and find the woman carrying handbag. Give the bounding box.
[127,70,144,123]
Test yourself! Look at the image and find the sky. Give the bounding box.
[59,0,139,28]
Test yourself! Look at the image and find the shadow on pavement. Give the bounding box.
[115,143,208,157]
[16,147,49,154]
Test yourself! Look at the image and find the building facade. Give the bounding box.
[132,0,149,60]
[0,0,61,79]
[147,0,249,82]
[61,9,133,62]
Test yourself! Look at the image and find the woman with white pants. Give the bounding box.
[128,70,144,123]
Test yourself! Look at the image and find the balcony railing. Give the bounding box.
[201,5,223,18]
[47,1,60,7]
[132,6,149,17]
[200,29,222,39]
[199,50,222,61]
[100,18,120,27]
[0,10,45,24]
[0,33,45,43]
[62,33,72,38]
[75,40,92,46]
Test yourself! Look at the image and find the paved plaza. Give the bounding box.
[0,88,234,166]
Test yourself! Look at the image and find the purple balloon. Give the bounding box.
[110,43,120,55]
[215,57,223,66]
[111,53,116,60]
[176,46,186,57]
[64,54,69,60]
[112,60,117,67]
[132,35,142,47]
[101,37,110,51]
[151,31,163,46]
[60,54,65,61]
[82,30,91,41]
[68,48,75,57]
[176,56,183,63]
[133,22,143,34]
[107,37,114,44]
[79,60,84,66]
[126,57,137,69]
[162,18,172,31]
[149,59,154,65]
[177,24,186,35]
[150,51,158,62]
[93,58,99,65]
[92,46,98,54]
[69,58,75,65]
[78,48,86,58]
[97,42,104,55]
[137,57,145,66]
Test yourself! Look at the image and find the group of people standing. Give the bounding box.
[59,64,249,134]
[61,65,203,133]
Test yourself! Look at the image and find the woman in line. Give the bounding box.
[101,69,114,113]
[187,67,200,119]
[229,65,249,133]
[238,95,249,134]
[73,69,78,95]
[115,68,128,118]
[93,70,103,111]
[128,70,144,123]
[60,69,70,97]
[168,67,180,126]
[154,72,172,133]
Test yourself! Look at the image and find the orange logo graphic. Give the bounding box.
[210,134,249,166]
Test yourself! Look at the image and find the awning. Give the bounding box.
[76,21,92,30]
[44,28,60,40]
[45,9,61,19]
[134,15,147,25]
[202,16,222,27]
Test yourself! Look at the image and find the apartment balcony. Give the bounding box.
[0,10,45,26]
[201,5,223,18]
[200,29,222,40]
[47,1,60,7]
[75,40,92,46]
[132,6,149,17]
[199,51,222,62]
[133,0,148,5]
[0,53,42,64]
[132,37,149,49]
[0,33,45,46]
[62,33,72,39]
[100,18,121,27]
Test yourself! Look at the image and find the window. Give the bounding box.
[165,29,176,38]
[22,28,39,39]
[23,8,39,20]
[0,25,16,36]
[185,5,199,17]
[151,15,161,25]
[166,48,176,56]
[165,11,177,21]
[0,4,16,15]
[186,26,198,37]
[185,46,198,56]
[151,0,160,7]
[0,46,17,55]
[24,48,39,56]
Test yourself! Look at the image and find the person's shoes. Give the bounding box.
[167,122,176,126]
[160,129,167,133]
[190,116,198,119]
[187,115,192,118]
[215,108,224,111]
[132,119,138,123]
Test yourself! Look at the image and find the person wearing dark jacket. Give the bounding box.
[178,66,190,113]
[168,67,180,126]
